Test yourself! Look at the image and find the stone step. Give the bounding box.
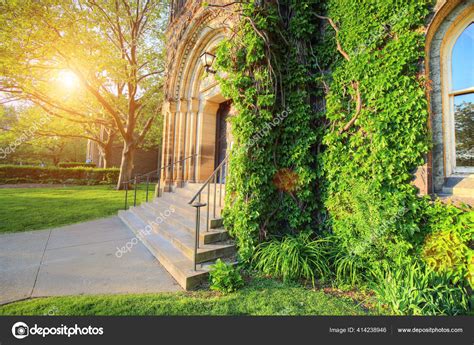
[118,182,233,291]
[174,184,226,201]
[129,205,234,263]
[147,197,223,235]
[442,176,474,198]
[118,210,210,290]
[156,192,224,222]
[142,201,228,244]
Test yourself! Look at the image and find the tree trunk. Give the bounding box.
[116,140,135,190]
[98,143,113,169]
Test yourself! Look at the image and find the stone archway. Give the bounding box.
[160,7,235,187]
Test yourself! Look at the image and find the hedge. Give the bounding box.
[0,165,119,185]
[58,162,97,168]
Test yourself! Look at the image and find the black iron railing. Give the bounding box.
[123,154,197,210]
[188,154,229,270]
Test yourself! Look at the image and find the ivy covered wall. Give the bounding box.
[320,0,433,280]
[214,0,472,292]
[216,0,327,261]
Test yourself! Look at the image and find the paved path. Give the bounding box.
[0,217,181,305]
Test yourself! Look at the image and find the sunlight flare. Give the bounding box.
[57,70,79,89]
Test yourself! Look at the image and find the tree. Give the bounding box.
[0,105,87,165]
[0,0,167,188]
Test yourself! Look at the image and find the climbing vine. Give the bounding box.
[215,0,327,261]
[320,1,434,273]
[215,0,472,297]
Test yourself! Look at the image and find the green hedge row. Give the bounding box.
[0,165,119,185]
[58,162,97,168]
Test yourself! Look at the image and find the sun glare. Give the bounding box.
[57,70,79,89]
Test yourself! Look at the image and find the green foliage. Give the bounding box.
[209,259,244,294]
[320,0,434,282]
[420,201,474,288]
[372,258,470,316]
[58,162,97,168]
[216,0,326,261]
[253,232,330,285]
[0,165,119,185]
[0,1,166,184]
[214,0,471,314]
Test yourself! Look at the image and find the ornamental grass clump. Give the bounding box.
[253,232,330,286]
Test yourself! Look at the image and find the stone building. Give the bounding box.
[160,0,473,199]
[86,139,160,176]
[160,0,238,188]
[117,0,473,290]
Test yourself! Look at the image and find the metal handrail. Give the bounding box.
[123,154,197,210]
[188,154,229,271]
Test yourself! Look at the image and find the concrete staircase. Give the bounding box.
[118,183,235,290]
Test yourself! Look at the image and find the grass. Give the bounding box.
[0,184,155,233]
[0,277,373,316]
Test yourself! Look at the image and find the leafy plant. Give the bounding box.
[330,247,370,288]
[421,201,474,288]
[209,259,244,294]
[422,230,472,286]
[217,0,326,262]
[372,258,470,316]
[252,232,330,286]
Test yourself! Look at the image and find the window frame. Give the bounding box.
[441,13,474,176]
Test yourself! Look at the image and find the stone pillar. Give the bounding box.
[161,101,177,190]
[174,100,188,187]
[159,111,168,182]
[186,99,200,182]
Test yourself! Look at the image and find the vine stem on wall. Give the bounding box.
[315,14,362,134]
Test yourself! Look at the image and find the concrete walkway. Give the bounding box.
[0,217,181,305]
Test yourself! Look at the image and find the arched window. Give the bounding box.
[442,15,474,176]
[451,23,473,171]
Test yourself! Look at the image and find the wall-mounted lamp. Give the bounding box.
[200,51,216,74]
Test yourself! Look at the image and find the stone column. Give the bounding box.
[186,99,200,182]
[174,100,188,187]
[161,101,177,191]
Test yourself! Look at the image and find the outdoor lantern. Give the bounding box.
[200,51,216,74]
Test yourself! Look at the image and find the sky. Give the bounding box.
[452,22,474,91]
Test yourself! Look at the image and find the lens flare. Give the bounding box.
[57,70,79,89]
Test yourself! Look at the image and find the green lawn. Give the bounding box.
[0,184,155,233]
[0,278,372,316]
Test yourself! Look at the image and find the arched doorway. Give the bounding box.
[160,9,235,187]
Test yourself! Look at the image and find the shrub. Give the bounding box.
[252,232,330,286]
[422,229,472,287]
[209,259,244,294]
[0,165,119,185]
[372,258,470,316]
[58,162,96,168]
[420,200,474,288]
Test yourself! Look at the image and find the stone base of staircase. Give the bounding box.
[119,183,234,290]
[438,175,474,206]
